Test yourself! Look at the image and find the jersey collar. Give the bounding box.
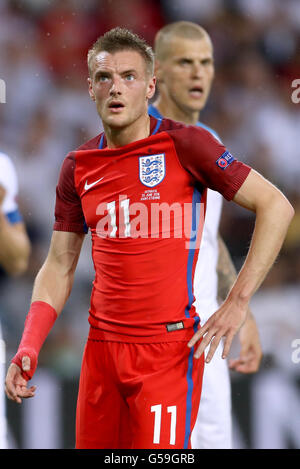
[98,115,162,150]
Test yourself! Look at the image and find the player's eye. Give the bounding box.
[179,59,192,66]
[201,59,213,66]
[95,73,110,83]
[125,74,135,81]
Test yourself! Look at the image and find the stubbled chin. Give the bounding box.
[186,98,205,111]
[103,116,129,128]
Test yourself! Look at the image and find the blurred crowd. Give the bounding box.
[0,0,300,448]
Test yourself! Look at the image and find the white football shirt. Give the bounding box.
[0,152,19,217]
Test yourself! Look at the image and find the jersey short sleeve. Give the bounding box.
[53,152,87,233]
[169,125,251,201]
[0,152,22,222]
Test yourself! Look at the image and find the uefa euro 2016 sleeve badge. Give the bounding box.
[139,154,166,187]
[216,151,235,170]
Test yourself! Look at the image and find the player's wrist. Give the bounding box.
[11,301,57,380]
[11,347,38,380]
[227,281,252,308]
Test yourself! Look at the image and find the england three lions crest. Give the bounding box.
[139,153,165,188]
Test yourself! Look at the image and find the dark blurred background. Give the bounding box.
[0,0,299,449]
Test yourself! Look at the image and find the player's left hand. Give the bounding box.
[188,297,248,363]
[228,313,262,373]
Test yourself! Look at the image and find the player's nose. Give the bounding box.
[109,76,122,96]
[191,62,204,78]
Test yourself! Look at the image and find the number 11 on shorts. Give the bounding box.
[151,404,177,445]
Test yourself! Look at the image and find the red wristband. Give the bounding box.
[11,301,57,380]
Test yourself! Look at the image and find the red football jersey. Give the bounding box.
[54,116,251,342]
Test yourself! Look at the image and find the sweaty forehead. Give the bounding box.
[92,50,145,75]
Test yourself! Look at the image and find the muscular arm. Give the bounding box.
[31,230,85,314]
[217,234,262,373]
[5,230,85,403]
[229,170,294,301]
[0,186,30,276]
[189,169,294,362]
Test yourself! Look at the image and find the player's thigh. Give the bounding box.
[128,341,204,449]
[76,339,129,449]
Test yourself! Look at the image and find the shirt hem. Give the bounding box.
[88,324,197,344]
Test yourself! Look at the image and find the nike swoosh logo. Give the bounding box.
[84,177,104,191]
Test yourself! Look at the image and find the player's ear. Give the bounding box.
[146,75,156,100]
[87,77,96,101]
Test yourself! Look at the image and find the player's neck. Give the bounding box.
[103,113,151,149]
[153,97,199,126]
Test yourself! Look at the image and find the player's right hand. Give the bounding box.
[5,360,36,404]
[188,296,248,363]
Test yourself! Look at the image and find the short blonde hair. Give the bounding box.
[87,27,155,77]
[154,21,212,61]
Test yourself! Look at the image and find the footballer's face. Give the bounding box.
[156,36,214,115]
[88,49,155,129]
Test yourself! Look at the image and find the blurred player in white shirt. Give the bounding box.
[0,151,30,448]
[149,21,263,449]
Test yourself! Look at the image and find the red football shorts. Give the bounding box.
[75,337,204,449]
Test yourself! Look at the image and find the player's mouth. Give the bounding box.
[188,87,204,99]
[108,101,125,113]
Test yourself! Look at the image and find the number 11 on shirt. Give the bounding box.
[106,198,131,238]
